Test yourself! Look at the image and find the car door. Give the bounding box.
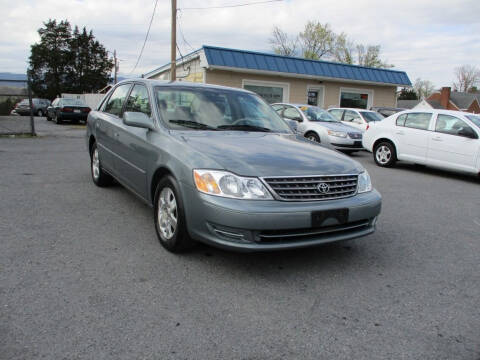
[113,83,155,199]
[283,106,305,133]
[427,114,479,172]
[394,112,432,163]
[342,110,365,131]
[96,83,132,174]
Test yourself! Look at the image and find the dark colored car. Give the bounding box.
[47,98,91,124]
[370,107,405,118]
[86,79,382,253]
[14,98,51,117]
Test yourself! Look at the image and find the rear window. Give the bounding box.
[466,115,480,129]
[360,111,384,122]
[62,99,87,106]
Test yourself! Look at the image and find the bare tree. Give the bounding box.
[332,33,355,64]
[298,21,335,60]
[269,26,297,57]
[414,78,435,99]
[453,65,480,92]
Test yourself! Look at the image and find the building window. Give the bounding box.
[242,80,289,104]
[307,86,324,108]
[339,88,373,109]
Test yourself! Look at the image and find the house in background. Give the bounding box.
[411,87,480,113]
[145,45,411,109]
[397,99,421,109]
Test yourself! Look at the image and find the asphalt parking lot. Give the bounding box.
[1,119,479,360]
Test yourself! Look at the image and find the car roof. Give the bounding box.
[397,109,477,118]
[115,78,254,94]
[328,107,375,112]
[271,103,325,109]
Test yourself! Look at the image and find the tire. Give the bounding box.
[46,115,52,121]
[305,132,320,143]
[374,141,397,167]
[154,176,194,253]
[36,109,43,117]
[90,143,113,187]
[54,113,62,124]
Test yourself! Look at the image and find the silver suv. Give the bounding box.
[272,103,364,153]
[86,80,381,253]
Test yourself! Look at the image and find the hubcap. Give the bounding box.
[157,187,177,241]
[308,135,318,142]
[92,148,100,179]
[376,145,391,164]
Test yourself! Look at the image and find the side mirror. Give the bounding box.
[123,111,154,130]
[458,127,478,139]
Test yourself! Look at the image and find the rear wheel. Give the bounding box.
[54,113,62,124]
[36,109,43,117]
[305,132,320,143]
[90,143,113,187]
[374,141,396,167]
[154,176,194,253]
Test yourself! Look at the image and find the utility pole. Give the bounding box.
[170,0,177,81]
[114,50,118,83]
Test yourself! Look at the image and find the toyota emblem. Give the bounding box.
[317,182,330,193]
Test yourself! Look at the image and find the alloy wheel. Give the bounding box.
[157,187,178,240]
[376,145,391,165]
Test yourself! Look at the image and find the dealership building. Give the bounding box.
[145,45,411,109]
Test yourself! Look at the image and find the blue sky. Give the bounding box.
[1,0,479,88]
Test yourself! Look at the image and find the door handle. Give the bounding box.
[114,132,119,138]
[395,130,404,135]
[431,137,442,142]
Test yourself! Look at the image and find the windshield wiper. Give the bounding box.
[169,120,217,130]
[217,124,271,132]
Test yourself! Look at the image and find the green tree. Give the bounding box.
[356,44,393,68]
[28,20,113,99]
[28,19,72,99]
[67,26,113,93]
[269,26,297,57]
[398,88,418,100]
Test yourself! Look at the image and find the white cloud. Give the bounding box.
[1,0,479,87]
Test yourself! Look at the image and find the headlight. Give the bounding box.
[357,170,372,193]
[327,130,347,138]
[193,170,273,200]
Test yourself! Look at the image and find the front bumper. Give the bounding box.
[181,182,382,252]
[328,136,364,150]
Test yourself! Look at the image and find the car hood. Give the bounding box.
[313,121,361,132]
[174,131,363,177]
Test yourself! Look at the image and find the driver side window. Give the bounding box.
[435,114,475,137]
[283,107,302,122]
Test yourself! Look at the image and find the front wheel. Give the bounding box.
[154,176,194,253]
[90,143,113,187]
[36,109,43,117]
[374,141,397,167]
[305,132,320,143]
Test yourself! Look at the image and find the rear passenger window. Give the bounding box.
[396,114,407,126]
[104,84,131,117]
[404,113,432,130]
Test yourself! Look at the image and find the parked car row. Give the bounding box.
[10,97,91,124]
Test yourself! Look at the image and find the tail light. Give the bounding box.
[62,107,73,113]
[82,107,91,113]
[366,124,370,131]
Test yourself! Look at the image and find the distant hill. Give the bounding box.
[0,73,28,87]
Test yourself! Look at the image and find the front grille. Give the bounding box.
[257,219,371,242]
[348,132,362,139]
[262,174,358,201]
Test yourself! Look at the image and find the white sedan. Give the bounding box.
[363,109,480,175]
[328,107,384,132]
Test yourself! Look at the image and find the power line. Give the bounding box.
[129,0,159,75]
[179,0,282,11]
[177,11,195,52]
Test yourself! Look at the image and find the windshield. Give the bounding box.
[62,99,87,106]
[360,111,384,122]
[466,115,480,129]
[299,106,339,122]
[154,87,292,133]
